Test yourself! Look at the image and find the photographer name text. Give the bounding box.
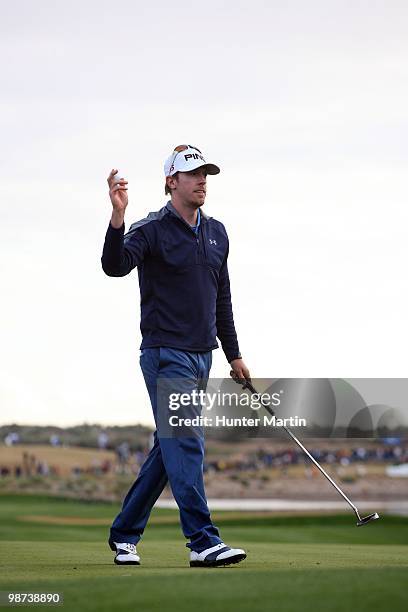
[168,415,307,428]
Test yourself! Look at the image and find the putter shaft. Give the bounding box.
[235,377,379,525]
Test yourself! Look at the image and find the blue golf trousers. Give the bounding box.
[109,347,222,552]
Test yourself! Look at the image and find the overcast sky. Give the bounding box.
[1,0,407,427]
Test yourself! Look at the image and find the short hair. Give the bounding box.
[165,172,179,196]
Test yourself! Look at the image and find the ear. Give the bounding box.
[166,174,178,191]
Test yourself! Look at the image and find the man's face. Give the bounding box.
[169,166,208,207]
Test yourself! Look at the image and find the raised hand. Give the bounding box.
[107,169,128,228]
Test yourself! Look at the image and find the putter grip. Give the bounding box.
[230,370,250,389]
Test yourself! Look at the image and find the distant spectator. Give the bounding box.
[36,461,49,476]
[30,454,36,472]
[116,442,130,473]
[98,431,109,450]
[22,452,31,476]
[4,432,19,446]
[50,434,60,446]
[101,459,111,474]
[134,450,145,468]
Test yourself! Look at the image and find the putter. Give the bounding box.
[230,373,380,527]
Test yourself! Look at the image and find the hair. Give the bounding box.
[165,172,179,196]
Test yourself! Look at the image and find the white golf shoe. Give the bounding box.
[190,542,246,567]
[111,541,140,565]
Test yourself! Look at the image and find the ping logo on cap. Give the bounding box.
[185,153,205,162]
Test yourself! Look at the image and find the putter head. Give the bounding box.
[356,512,380,527]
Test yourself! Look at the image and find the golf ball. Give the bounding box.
[114,170,125,183]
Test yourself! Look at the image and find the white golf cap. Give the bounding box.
[164,144,220,177]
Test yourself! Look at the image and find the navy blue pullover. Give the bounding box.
[101,201,241,363]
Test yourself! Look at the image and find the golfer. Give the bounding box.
[101,144,251,567]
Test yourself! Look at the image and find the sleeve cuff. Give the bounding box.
[109,221,125,232]
[228,353,242,363]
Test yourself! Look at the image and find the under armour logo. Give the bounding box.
[209,239,217,245]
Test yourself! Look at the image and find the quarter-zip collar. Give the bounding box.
[165,201,210,261]
[165,200,210,227]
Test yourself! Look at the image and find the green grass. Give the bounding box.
[0,493,407,612]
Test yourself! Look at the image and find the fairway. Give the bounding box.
[0,495,407,612]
